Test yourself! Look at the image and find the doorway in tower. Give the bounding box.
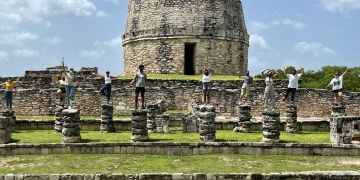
[184,43,196,75]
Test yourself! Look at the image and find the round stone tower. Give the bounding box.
[122,0,249,75]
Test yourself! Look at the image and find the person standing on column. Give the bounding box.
[201,68,213,104]
[1,78,18,110]
[61,58,75,109]
[282,67,304,102]
[100,71,112,104]
[261,69,277,111]
[326,68,349,105]
[130,65,147,109]
[52,76,66,106]
[240,71,254,103]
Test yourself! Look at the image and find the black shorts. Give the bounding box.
[135,87,145,94]
[333,89,342,94]
[60,87,66,93]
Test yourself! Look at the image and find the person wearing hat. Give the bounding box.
[100,71,112,104]
[326,68,349,105]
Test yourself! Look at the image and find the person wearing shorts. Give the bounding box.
[53,76,66,106]
[240,71,253,103]
[326,68,349,105]
[100,71,112,104]
[130,65,147,109]
[201,69,213,104]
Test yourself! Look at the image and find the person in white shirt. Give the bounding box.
[201,68,213,104]
[52,76,66,106]
[261,69,277,110]
[130,65,147,109]
[100,71,112,104]
[282,67,304,102]
[326,68,349,105]
[61,58,75,109]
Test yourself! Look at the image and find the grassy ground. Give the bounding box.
[0,154,359,174]
[118,74,243,81]
[11,130,330,144]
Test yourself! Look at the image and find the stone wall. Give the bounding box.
[0,78,359,118]
[0,173,359,180]
[122,0,249,75]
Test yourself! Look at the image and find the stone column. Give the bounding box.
[2,111,16,131]
[330,117,355,144]
[0,115,12,144]
[147,104,157,133]
[198,105,216,142]
[131,110,149,142]
[182,114,198,133]
[353,120,360,143]
[62,109,81,143]
[100,104,115,133]
[156,114,170,133]
[262,110,281,143]
[286,103,299,133]
[233,105,252,133]
[54,105,64,132]
[331,105,346,117]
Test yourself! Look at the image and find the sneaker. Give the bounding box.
[68,106,72,109]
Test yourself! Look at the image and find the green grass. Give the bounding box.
[118,74,242,81]
[11,130,330,144]
[16,115,131,121]
[0,154,359,174]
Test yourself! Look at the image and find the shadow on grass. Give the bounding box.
[215,139,240,142]
[148,139,174,142]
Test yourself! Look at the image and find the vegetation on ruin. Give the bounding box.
[12,130,329,144]
[0,154,359,174]
[255,66,360,92]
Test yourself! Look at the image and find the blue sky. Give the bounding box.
[0,0,359,77]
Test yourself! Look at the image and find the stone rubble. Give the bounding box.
[62,109,81,143]
[54,105,64,132]
[131,110,149,142]
[0,111,15,144]
[262,110,281,143]
[156,114,170,133]
[286,103,300,133]
[233,105,252,133]
[100,104,115,133]
[198,105,216,142]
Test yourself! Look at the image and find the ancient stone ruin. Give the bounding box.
[54,105,64,132]
[122,0,249,75]
[62,109,81,143]
[146,104,157,133]
[262,110,281,143]
[131,110,149,142]
[330,116,357,144]
[100,104,115,133]
[198,105,216,142]
[331,105,346,117]
[233,105,252,133]
[182,101,201,133]
[285,103,299,133]
[156,114,170,133]
[0,111,15,144]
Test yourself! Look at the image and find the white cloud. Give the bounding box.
[249,57,268,69]
[250,34,270,50]
[45,36,62,46]
[13,49,40,58]
[294,41,337,57]
[0,31,39,45]
[320,0,360,13]
[102,0,121,5]
[0,0,106,30]
[80,50,105,60]
[104,36,122,48]
[282,18,306,30]
[250,19,305,32]
[0,51,10,62]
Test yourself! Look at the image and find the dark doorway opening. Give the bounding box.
[184,43,196,75]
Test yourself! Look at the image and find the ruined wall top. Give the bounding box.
[122,0,248,44]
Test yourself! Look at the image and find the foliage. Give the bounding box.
[256,66,360,92]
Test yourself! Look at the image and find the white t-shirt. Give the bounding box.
[330,75,343,90]
[59,80,66,88]
[105,76,111,84]
[265,77,274,87]
[287,74,302,89]
[202,74,211,83]
[64,72,74,86]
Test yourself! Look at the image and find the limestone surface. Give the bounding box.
[233,105,252,133]
[198,105,216,142]
[62,109,81,143]
[54,105,64,132]
[262,110,281,144]
[100,104,115,133]
[131,110,149,142]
